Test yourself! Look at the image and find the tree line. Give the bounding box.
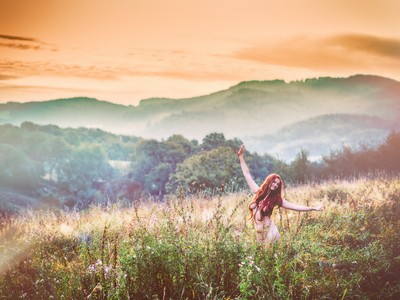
[1,122,399,211]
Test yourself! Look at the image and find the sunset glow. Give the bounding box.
[1,0,400,105]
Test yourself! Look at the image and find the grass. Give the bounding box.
[1,177,400,299]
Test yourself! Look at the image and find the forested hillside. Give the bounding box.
[1,123,400,215]
[1,75,399,160]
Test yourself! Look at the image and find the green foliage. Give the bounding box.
[57,145,113,207]
[291,149,310,183]
[1,177,400,299]
[23,122,140,160]
[245,152,271,180]
[144,163,173,195]
[2,121,400,213]
[129,133,243,197]
[323,130,400,177]
[2,76,399,151]
[0,144,39,191]
[0,123,140,210]
[201,133,242,152]
[130,136,196,197]
[167,147,244,194]
[378,130,400,171]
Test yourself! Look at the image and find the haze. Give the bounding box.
[1,0,400,105]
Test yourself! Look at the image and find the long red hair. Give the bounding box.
[248,173,284,221]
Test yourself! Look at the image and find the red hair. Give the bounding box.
[248,173,283,221]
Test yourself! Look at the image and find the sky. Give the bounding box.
[1,0,400,106]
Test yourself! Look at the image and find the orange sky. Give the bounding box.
[1,0,400,105]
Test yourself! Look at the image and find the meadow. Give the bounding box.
[1,176,399,299]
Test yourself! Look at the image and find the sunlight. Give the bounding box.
[0,237,32,274]
[59,223,74,236]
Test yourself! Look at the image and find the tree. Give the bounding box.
[200,132,243,152]
[323,146,356,177]
[39,137,72,181]
[129,137,195,196]
[0,124,25,147]
[270,158,293,183]
[165,135,196,159]
[291,149,310,183]
[57,145,113,207]
[130,139,168,184]
[247,152,276,185]
[201,133,227,151]
[20,121,41,132]
[167,147,245,194]
[377,130,400,171]
[144,163,173,197]
[0,144,40,191]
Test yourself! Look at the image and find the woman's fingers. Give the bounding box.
[237,144,245,156]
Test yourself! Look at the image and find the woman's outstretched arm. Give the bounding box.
[237,145,259,193]
[281,199,324,212]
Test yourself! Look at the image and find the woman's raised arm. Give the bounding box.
[237,145,259,193]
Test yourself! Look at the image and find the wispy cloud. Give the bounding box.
[132,69,242,81]
[0,74,19,80]
[0,81,93,93]
[234,33,400,72]
[0,60,117,81]
[0,42,43,50]
[126,47,248,81]
[2,45,246,83]
[0,33,56,51]
[327,34,400,59]
[0,34,39,42]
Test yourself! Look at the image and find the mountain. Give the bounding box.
[245,113,392,160]
[0,97,128,130]
[1,74,399,161]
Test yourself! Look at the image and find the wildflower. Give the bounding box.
[87,260,103,273]
[87,264,96,273]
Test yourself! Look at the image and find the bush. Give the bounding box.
[1,177,400,299]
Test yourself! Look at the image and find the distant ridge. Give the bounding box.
[1,74,399,160]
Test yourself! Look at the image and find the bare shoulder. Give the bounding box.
[249,202,257,210]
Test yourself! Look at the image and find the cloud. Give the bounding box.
[0,74,19,80]
[327,34,400,59]
[0,33,55,51]
[125,47,247,81]
[0,42,43,50]
[234,33,400,72]
[0,34,39,42]
[2,45,215,83]
[124,68,244,82]
[0,60,118,81]
[0,81,91,92]
[1,43,260,85]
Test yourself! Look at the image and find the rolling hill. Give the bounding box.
[1,74,399,160]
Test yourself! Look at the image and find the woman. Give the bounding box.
[237,145,324,245]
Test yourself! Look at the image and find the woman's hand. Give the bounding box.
[237,144,245,157]
[313,203,325,211]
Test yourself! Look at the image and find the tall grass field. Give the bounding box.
[1,177,399,299]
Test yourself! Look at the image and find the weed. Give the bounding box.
[1,176,399,299]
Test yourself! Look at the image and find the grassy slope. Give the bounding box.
[1,177,399,299]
